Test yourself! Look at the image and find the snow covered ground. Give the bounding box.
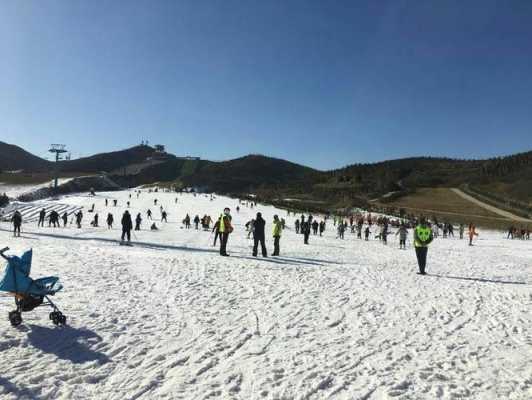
[0,179,73,199]
[0,189,531,400]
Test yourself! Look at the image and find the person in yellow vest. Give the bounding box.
[272,215,283,256]
[414,217,433,275]
[218,208,233,256]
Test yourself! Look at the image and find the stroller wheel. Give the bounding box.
[9,310,22,327]
[50,311,66,326]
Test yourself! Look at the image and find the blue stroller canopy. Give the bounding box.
[0,250,63,296]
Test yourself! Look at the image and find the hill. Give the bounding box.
[181,155,322,194]
[1,140,530,220]
[58,145,161,173]
[0,141,51,172]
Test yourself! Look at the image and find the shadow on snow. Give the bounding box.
[0,376,42,400]
[431,274,527,285]
[27,324,110,365]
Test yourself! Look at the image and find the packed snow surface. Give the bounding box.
[0,179,73,199]
[0,190,531,400]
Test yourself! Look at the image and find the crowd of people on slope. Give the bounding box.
[3,188,530,277]
[506,225,531,240]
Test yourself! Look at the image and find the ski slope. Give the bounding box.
[0,190,531,400]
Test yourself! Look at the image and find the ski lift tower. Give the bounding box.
[49,144,68,190]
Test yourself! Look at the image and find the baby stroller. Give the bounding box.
[0,247,66,327]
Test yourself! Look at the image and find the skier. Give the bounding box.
[105,198,108,207]
[272,214,282,256]
[147,209,152,220]
[38,208,46,227]
[414,217,433,275]
[312,220,319,235]
[364,226,371,241]
[12,210,22,237]
[396,223,408,249]
[107,213,114,229]
[121,210,133,243]
[302,217,311,244]
[295,219,300,234]
[91,213,99,227]
[135,213,142,231]
[319,221,325,236]
[218,208,233,256]
[184,214,191,229]
[194,215,200,230]
[468,223,478,246]
[245,219,255,239]
[62,212,68,227]
[113,199,118,207]
[161,210,168,223]
[337,222,345,239]
[252,212,267,257]
[75,210,83,228]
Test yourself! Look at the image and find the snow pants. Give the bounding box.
[220,232,229,255]
[253,235,267,257]
[415,246,428,274]
[273,236,280,256]
[122,228,131,242]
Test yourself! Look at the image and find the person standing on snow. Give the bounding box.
[107,213,114,229]
[38,208,46,227]
[12,210,22,237]
[272,215,282,256]
[194,215,200,230]
[396,223,408,249]
[468,223,478,246]
[121,210,133,243]
[414,217,433,275]
[252,212,267,257]
[218,208,233,256]
[135,213,142,231]
[75,210,83,228]
[62,212,68,227]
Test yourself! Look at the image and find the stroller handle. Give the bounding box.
[0,247,9,259]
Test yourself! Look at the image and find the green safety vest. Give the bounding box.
[415,225,431,247]
[273,221,282,237]
[219,215,225,233]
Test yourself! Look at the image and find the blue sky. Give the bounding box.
[1,1,532,170]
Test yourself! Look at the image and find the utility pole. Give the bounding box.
[49,144,68,190]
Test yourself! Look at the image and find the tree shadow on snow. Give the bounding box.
[0,376,42,400]
[431,274,527,285]
[27,324,110,365]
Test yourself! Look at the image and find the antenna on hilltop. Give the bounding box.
[49,144,68,190]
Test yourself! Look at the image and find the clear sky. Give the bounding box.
[2,1,532,170]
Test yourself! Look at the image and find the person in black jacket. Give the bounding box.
[135,213,142,231]
[12,210,22,237]
[252,212,267,257]
[107,213,114,229]
[121,210,133,242]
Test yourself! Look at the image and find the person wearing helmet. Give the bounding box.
[414,217,433,275]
